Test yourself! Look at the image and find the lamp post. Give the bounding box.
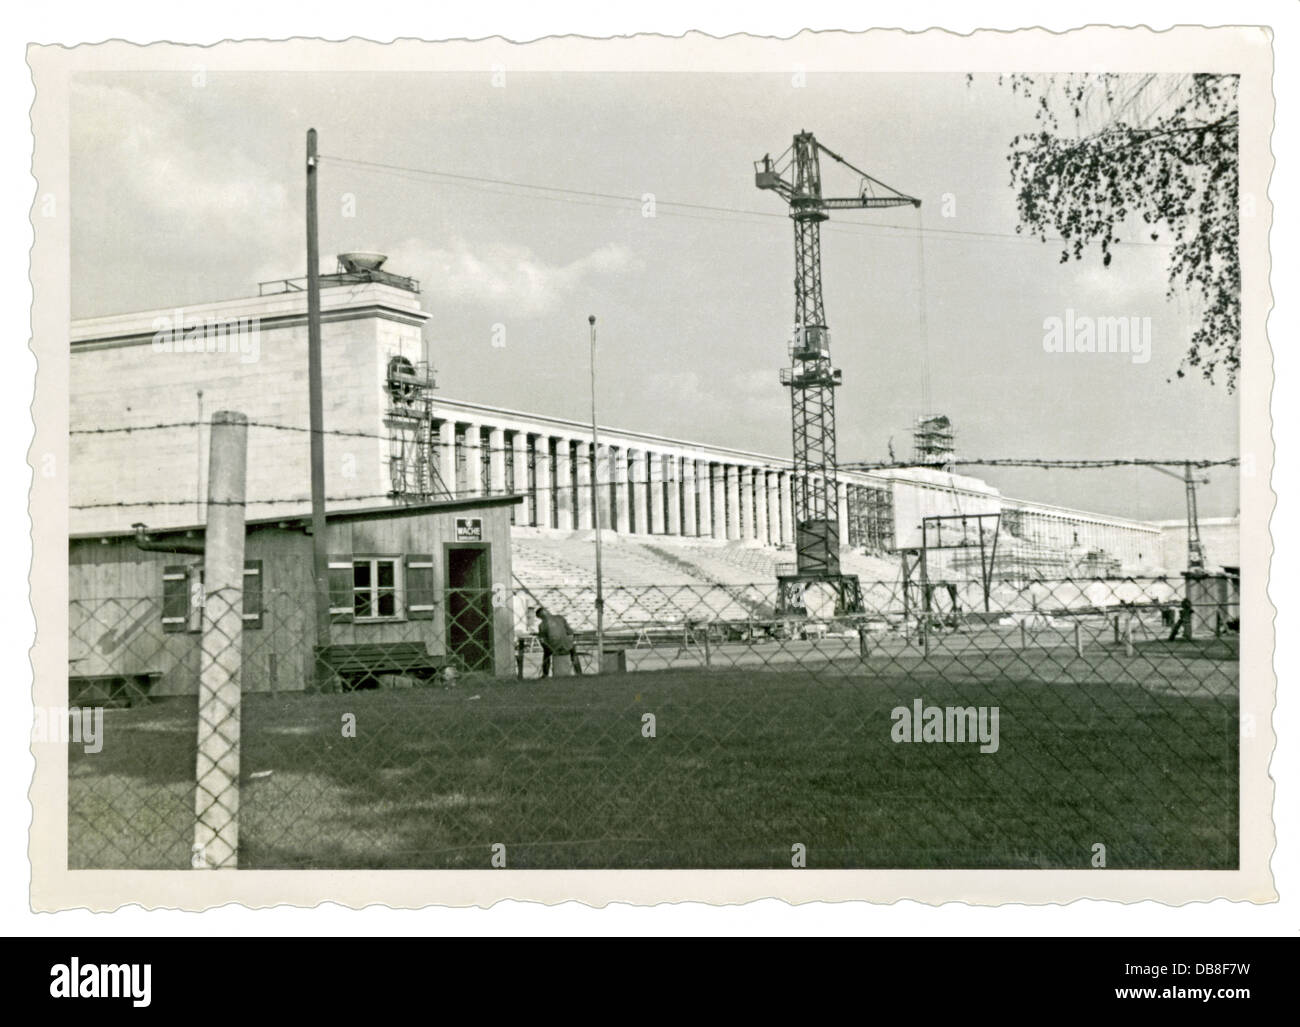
[589,315,605,670]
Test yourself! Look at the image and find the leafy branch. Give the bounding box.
[986,73,1240,389]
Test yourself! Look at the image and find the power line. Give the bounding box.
[321,160,775,232]
[319,152,1174,250]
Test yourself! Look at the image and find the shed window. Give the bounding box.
[161,561,263,632]
[353,558,401,620]
[328,554,435,624]
[161,567,191,633]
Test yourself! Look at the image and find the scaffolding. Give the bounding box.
[899,512,1002,620]
[384,355,446,502]
[845,483,895,553]
[913,414,956,467]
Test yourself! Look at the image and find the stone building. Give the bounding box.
[70,255,1163,577]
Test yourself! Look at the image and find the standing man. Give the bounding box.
[1168,594,1194,641]
[535,606,583,677]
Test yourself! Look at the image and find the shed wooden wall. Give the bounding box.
[68,502,517,697]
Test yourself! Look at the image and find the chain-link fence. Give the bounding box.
[67,574,1239,870]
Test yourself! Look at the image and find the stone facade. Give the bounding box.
[70,268,1164,570]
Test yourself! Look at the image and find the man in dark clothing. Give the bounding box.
[1168,595,1194,641]
[535,606,582,677]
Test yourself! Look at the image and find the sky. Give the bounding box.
[69,70,1240,521]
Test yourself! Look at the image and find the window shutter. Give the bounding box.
[328,557,354,624]
[189,567,206,633]
[405,554,436,620]
[242,560,263,629]
[161,565,189,633]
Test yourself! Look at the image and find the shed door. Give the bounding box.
[446,545,493,672]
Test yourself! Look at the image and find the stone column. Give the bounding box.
[506,431,527,522]
[631,449,649,533]
[739,466,755,540]
[614,447,630,534]
[595,444,612,532]
[665,455,682,536]
[511,432,531,523]
[462,423,483,497]
[553,438,573,530]
[780,472,795,545]
[489,427,507,496]
[710,463,726,540]
[649,453,666,534]
[534,437,553,529]
[436,418,456,498]
[766,471,781,546]
[697,460,713,539]
[725,465,741,540]
[575,442,593,530]
[755,470,769,545]
[681,458,697,536]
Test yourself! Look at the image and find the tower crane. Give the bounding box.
[1148,460,1210,572]
[755,131,920,612]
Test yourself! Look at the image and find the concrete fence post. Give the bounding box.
[193,410,248,870]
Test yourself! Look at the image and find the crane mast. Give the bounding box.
[1149,460,1210,573]
[1184,461,1207,573]
[756,131,920,613]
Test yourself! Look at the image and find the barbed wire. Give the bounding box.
[73,494,396,511]
[843,457,1240,471]
[70,420,796,470]
[70,420,1239,471]
[73,420,385,442]
[69,469,1227,512]
[69,420,1237,518]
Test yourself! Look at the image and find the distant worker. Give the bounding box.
[1168,594,1193,642]
[535,606,582,677]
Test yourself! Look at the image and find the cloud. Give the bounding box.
[637,367,782,448]
[1073,253,1171,313]
[386,238,637,317]
[71,81,298,275]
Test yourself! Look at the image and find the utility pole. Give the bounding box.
[589,314,605,670]
[195,389,204,524]
[306,129,331,678]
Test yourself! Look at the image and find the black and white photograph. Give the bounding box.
[23,25,1277,910]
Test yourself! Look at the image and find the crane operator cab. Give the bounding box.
[755,154,782,190]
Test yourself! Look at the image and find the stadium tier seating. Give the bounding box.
[509,531,910,631]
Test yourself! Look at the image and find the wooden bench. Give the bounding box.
[314,643,446,690]
[70,672,161,708]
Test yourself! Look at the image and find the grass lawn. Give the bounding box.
[69,644,1238,869]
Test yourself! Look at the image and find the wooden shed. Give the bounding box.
[69,496,521,699]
